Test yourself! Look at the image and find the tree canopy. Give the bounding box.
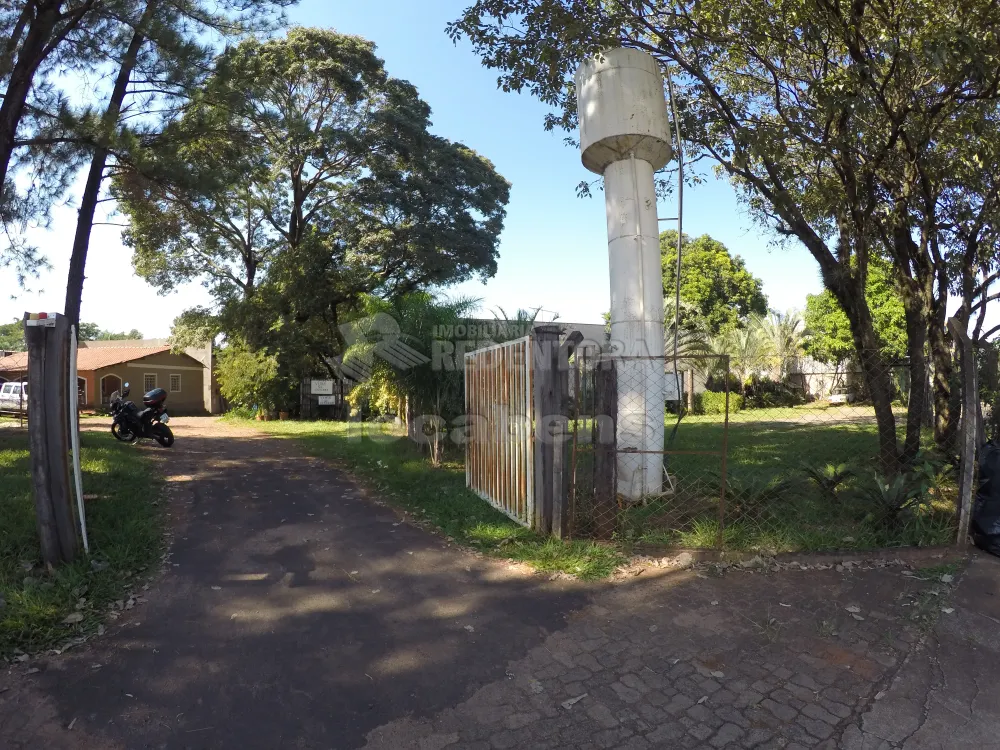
[804,260,907,365]
[661,230,767,335]
[77,323,143,341]
[118,27,510,407]
[0,319,22,351]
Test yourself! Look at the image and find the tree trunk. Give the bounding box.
[0,0,64,192]
[902,298,928,463]
[801,222,900,472]
[64,1,157,326]
[835,283,900,473]
[862,350,901,473]
[929,301,958,451]
[922,370,934,429]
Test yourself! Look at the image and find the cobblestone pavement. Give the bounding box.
[363,556,968,750]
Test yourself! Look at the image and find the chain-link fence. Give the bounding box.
[568,351,957,552]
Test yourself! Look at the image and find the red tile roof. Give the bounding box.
[0,352,26,371]
[0,346,172,372]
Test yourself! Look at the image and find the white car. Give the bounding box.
[0,380,28,413]
[828,387,856,405]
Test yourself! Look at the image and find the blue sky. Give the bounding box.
[0,0,826,336]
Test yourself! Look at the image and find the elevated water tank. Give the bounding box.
[576,48,673,175]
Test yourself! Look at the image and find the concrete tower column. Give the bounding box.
[576,48,673,500]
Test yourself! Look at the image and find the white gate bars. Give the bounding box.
[464,336,534,526]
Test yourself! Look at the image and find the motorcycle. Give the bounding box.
[109,381,174,447]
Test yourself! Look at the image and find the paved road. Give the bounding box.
[1,417,588,749]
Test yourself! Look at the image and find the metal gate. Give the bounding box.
[464,336,534,526]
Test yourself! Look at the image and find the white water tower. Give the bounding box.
[576,48,672,500]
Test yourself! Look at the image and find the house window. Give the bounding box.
[169,374,181,393]
[144,373,157,392]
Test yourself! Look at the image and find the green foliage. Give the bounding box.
[710,315,774,388]
[216,341,280,411]
[804,260,907,364]
[343,293,477,464]
[743,376,806,409]
[660,231,768,335]
[168,307,219,351]
[449,0,1000,465]
[855,454,951,529]
[801,462,854,501]
[77,322,143,341]
[117,26,509,389]
[694,391,743,415]
[222,405,257,420]
[763,310,805,376]
[2,0,292,289]
[0,319,23,350]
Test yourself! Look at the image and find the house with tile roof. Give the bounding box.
[0,339,216,415]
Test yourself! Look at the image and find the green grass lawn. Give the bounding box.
[0,430,163,658]
[571,407,956,552]
[233,418,624,578]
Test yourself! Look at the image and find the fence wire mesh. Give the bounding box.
[568,351,957,552]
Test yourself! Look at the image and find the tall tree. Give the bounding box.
[1,0,108,279]
[116,27,510,385]
[62,0,291,326]
[660,230,767,335]
[449,0,1000,469]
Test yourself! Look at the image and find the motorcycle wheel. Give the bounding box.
[111,422,138,443]
[152,423,174,448]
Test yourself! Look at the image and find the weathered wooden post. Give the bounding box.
[593,357,618,540]
[24,312,78,566]
[532,326,561,535]
[553,331,583,538]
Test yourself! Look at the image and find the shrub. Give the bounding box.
[744,375,806,409]
[694,391,743,415]
[801,462,853,501]
[216,341,281,411]
[224,405,257,420]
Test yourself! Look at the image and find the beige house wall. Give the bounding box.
[91,351,208,414]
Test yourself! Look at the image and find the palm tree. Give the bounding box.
[763,309,806,379]
[342,292,478,465]
[663,298,712,359]
[491,306,553,343]
[712,316,776,391]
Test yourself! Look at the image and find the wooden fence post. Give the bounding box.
[552,331,583,539]
[532,325,562,535]
[24,313,78,567]
[593,357,618,540]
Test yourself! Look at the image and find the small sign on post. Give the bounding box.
[311,379,334,395]
[317,395,336,406]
